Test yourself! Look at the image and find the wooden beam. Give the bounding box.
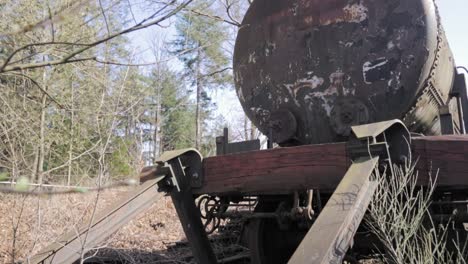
[195,135,468,195]
[412,135,468,188]
[196,142,350,195]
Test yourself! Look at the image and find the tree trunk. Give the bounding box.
[153,65,162,160]
[243,116,249,140]
[37,88,47,185]
[67,80,75,186]
[250,120,256,140]
[32,146,39,183]
[36,69,48,185]
[195,49,202,149]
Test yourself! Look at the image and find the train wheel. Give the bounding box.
[246,200,304,264]
[244,199,366,264]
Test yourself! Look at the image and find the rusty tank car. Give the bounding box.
[234,0,463,145]
[31,1,468,264]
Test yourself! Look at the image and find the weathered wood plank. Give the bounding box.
[195,135,468,195]
[196,143,349,195]
[412,135,468,188]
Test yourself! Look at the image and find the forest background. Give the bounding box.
[0,0,466,188]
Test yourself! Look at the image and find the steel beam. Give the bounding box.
[288,157,379,264]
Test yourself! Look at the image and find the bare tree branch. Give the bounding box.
[2,57,97,72]
[98,0,111,36]
[201,66,232,78]
[0,180,139,196]
[0,0,194,73]
[186,7,241,27]
[0,42,92,72]
[4,72,66,109]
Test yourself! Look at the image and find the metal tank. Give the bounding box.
[233,0,457,145]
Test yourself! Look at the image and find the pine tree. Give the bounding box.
[171,0,231,149]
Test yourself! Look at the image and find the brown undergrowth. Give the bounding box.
[0,187,185,264]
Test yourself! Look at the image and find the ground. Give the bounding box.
[0,187,380,264]
[0,187,187,264]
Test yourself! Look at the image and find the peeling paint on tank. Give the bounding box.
[235,70,243,85]
[363,60,389,71]
[327,72,346,95]
[305,92,334,116]
[343,3,368,22]
[248,52,257,64]
[315,3,369,26]
[343,86,355,96]
[283,83,301,107]
[264,42,276,57]
[304,76,325,89]
[284,76,325,107]
[249,107,270,122]
[237,86,245,102]
[363,58,389,84]
[291,2,299,16]
[234,0,454,145]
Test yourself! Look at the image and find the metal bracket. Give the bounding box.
[153,148,204,189]
[216,127,260,155]
[439,105,455,135]
[152,149,218,264]
[451,72,468,134]
[348,119,411,164]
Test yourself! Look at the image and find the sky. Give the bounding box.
[130,0,468,137]
[437,0,468,69]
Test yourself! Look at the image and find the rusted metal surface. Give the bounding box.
[452,72,468,134]
[234,0,455,145]
[288,157,379,264]
[30,176,165,264]
[216,127,260,155]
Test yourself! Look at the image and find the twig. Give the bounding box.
[3,72,65,109]
[186,8,241,27]
[1,0,194,73]
[98,0,111,36]
[0,180,139,196]
[0,42,92,72]
[201,67,232,77]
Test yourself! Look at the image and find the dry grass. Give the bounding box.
[0,187,185,264]
[366,162,467,264]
